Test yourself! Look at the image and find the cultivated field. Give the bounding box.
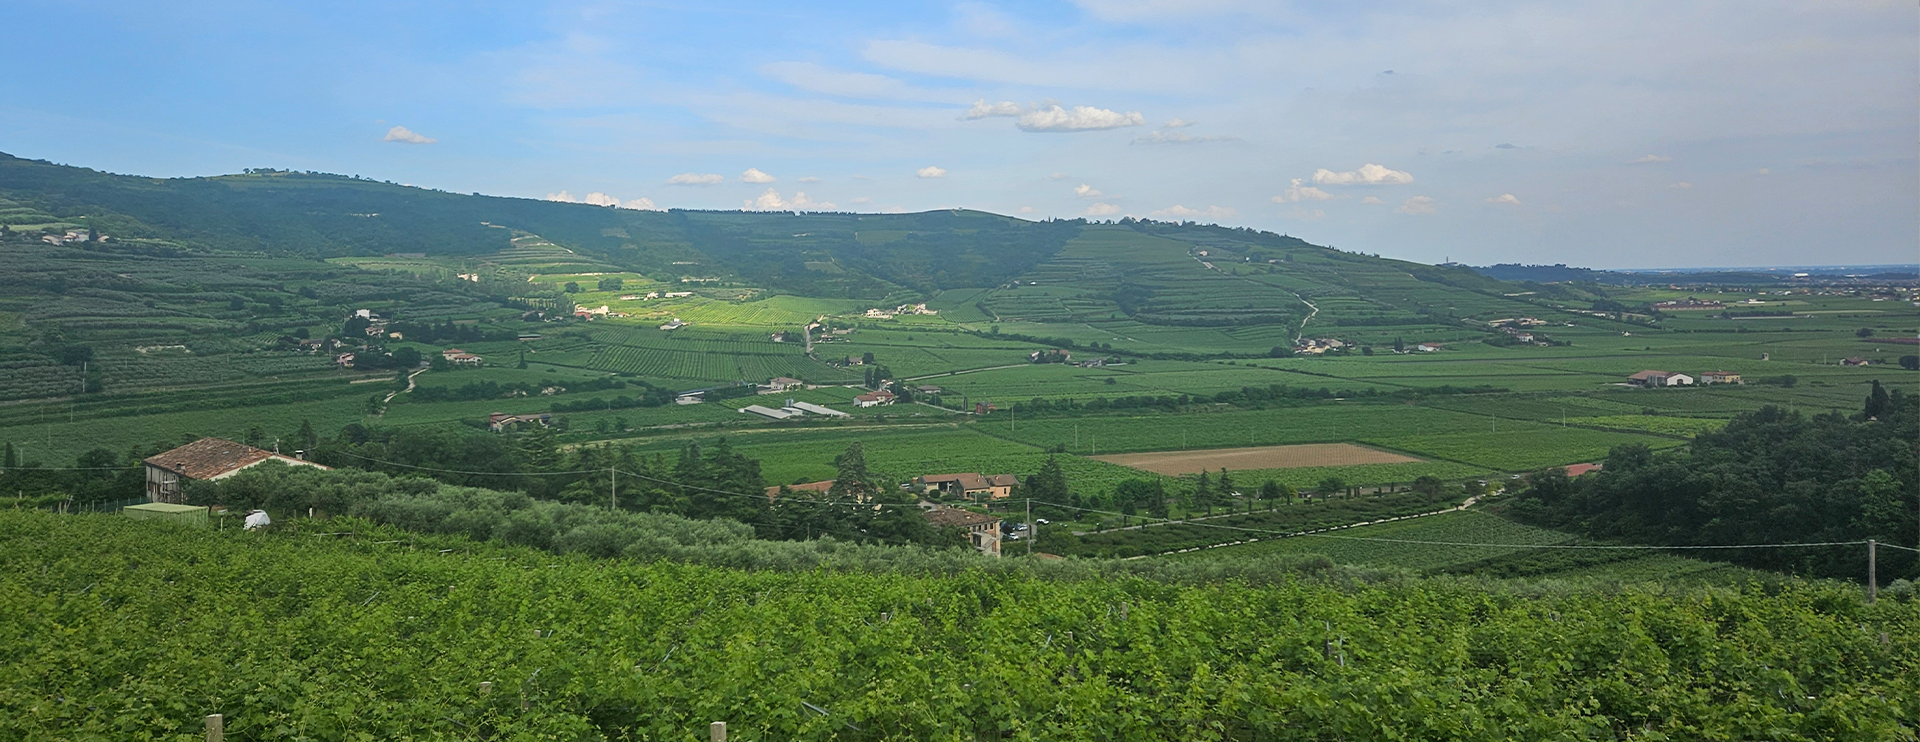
[1092,442,1420,475]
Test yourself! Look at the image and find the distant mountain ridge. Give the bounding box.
[1,151,1580,338]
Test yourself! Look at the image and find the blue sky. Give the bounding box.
[2,0,1914,268]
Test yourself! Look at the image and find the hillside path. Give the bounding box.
[1110,494,1487,559]
[383,367,428,404]
[1079,492,1483,537]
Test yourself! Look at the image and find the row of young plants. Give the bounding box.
[2,509,1914,741]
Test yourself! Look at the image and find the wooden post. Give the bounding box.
[479,681,492,696]
[205,714,224,742]
[1867,539,1877,603]
[710,721,727,742]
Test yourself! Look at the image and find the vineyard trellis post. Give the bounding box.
[205,713,223,742]
[711,721,727,742]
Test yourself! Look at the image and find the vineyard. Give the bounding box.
[2,510,1915,740]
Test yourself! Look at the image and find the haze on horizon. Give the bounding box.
[1,0,1913,269]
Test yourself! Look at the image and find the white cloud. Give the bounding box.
[743,188,832,211]
[741,168,777,184]
[964,99,1024,119]
[759,61,951,102]
[1360,196,1385,205]
[1668,182,1693,189]
[1627,154,1672,164]
[1279,207,1326,221]
[544,190,578,203]
[1151,204,1237,220]
[1017,205,1035,213]
[1131,130,1237,145]
[916,165,948,179]
[1073,183,1104,198]
[1312,164,1414,186]
[583,192,621,207]
[1162,118,1195,128]
[621,197,661,211]
[955,2,1019,37]
[1396,195,1438,215]
[383,125,436,144]
[667,172,725,186]
[851,196,872,204]
[1486,193,1521,205]
[1273,178,1333,203]
[1048,172,1068,180]
[1756,168,1771,175]
[798,176,821,183]
[1084,202,1122,216]
[1017,105,1145,132]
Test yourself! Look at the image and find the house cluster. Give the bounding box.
[659,318,686,331]
[1628,370,1743,387]
[142,437,329,504]
[854,390,896,408]
[763,377,805,393]
[1841,357,1875,367]
[1488,317,1549,328]
[572,305,614,319]
[441,348,483,366]
[1294,338,1347,355]
[40,229,107,245]
[487,412,553,431]
[1027,349,1072,363]
[863,303,940,319]
[914,472,1018,501]
[1653,298,1725,311]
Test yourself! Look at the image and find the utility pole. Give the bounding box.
[610,465,618,510]
[1026,498,1033,557]
[1867,539,1877,603]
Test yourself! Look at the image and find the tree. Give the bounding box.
[293,419,318,453]
[564,281,581,293]
[862,351,876,366]
[828,442,878,502]
[1865,379,1892,419]
[343,315,371,338]
[244,425,266,449]
[1901,355,1919,371]
[1258,479,1286,509]
[597,277,624,291]
[391,346,422,368]
[2,442,15,470]
[293,327,310,339]
[1026,455,1071,513]
[1315,476,1346,500]
[1856,327,1875,338]
[1411,475,1445,500]
[1393,337,1405,353]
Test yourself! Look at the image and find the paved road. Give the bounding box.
[382,367,428,404]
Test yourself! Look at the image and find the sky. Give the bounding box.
[1,0,1914,269]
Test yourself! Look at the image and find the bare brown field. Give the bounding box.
[1091,443,1421,475]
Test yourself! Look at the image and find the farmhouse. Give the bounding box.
[922,505,1002,557]
[143,438,330,504]
[1628,370,1677,387]
[1653,299,1725,311]
[441,348,482,366]
[1415,343,1443,352]
[1564,463,1604,477]
[763,480,836,501]
[334,352,355,368]
[1664,373,1695,386]
[1841,357,1872,367]
[765,377,804,392]
[914,473,1017,501]
[854,390,895,408]
[1700,371,1743,384]
[659,318,686,331]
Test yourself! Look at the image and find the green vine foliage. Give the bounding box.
[1,510,1915,740]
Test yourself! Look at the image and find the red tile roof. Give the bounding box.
[142,438,327,480]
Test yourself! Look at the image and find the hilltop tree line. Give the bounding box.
[1509,381,1919,580]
